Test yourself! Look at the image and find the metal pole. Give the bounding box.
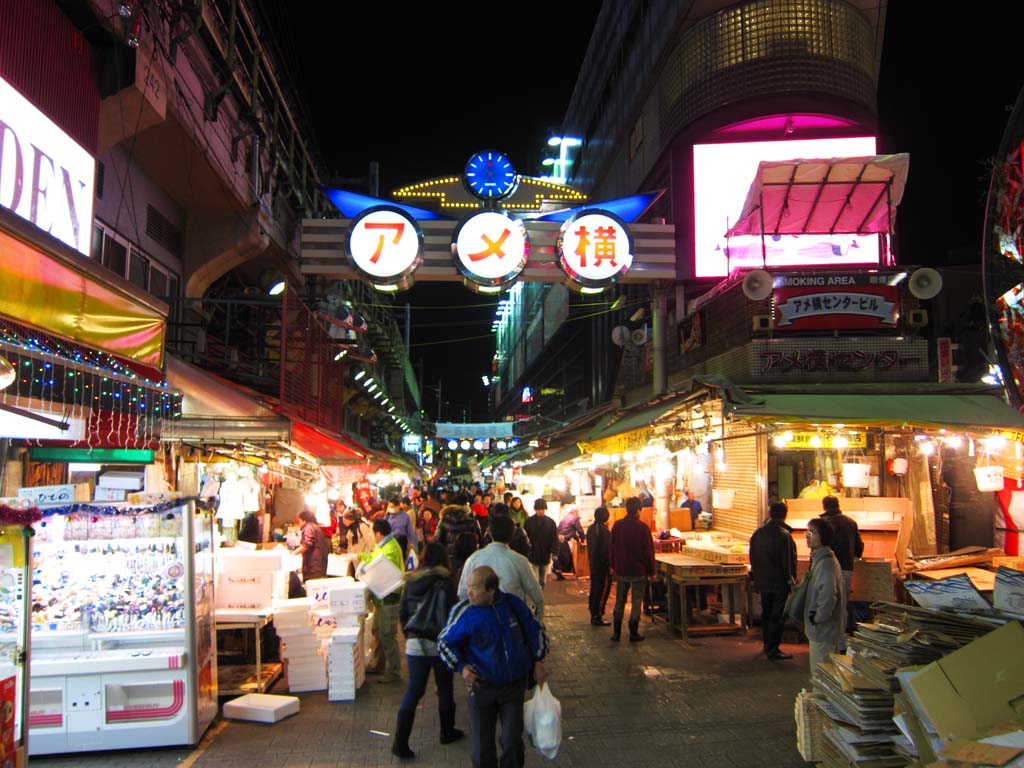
[652,287,668,396]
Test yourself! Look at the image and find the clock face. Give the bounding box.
[464,150,518,200]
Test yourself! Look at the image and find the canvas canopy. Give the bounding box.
[725,154,910,238]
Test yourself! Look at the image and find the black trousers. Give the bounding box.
[468,678,527,768]
[759,589,788,654]
[588,566,611,619]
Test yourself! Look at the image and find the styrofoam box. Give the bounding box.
[356,554,404,599]
[222,693,300,723]
[274,597,312,612]
[217,572,275,610]
[218,550,285,574]
[304,577,351,607]
[328,580,368,611]
[331,612,365,629]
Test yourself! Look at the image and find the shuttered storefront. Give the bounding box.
[710,420,766,539]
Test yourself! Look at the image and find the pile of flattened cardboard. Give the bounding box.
[805,567,1024,768]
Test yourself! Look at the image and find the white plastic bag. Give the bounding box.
[524,682,562,760]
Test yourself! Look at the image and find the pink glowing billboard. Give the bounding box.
[693,136,878,277]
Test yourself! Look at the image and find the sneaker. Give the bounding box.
[767,651,793,660]
[628,634,645,643]
[610,633,621,642]
[590,618,611,626]
[391,744,415,760]
[376,672,401,684]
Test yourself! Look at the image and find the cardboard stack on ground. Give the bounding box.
[272,597,326,693]
[222,692,300,723]
[800,568,1024,766]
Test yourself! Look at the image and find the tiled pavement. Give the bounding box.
[29,579,812,767]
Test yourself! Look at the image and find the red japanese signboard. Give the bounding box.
[772,273,898,331]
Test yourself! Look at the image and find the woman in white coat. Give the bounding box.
[804,517,846,676]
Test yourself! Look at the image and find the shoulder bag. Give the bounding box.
[784,560,814,622]
[404,579,449,639]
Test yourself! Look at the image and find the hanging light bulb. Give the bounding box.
[832,435,849,449]
[944,435,963,449]
[919,441,935,456]
[810,434,823,448]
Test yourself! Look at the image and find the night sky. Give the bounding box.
[265,3,1021,421]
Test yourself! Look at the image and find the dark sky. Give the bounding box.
[260,3,601,421]
[266,4,1021,422]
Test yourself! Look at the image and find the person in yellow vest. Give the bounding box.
[359,518,406,683]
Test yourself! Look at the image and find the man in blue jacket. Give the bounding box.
[439,566,549,768]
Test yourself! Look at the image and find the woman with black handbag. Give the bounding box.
[392,542,463,760]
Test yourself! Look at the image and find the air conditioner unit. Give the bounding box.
[907,309,928,328]
[751,314,771,333]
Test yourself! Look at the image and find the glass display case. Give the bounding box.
[0,505,38,768]
[26,499,216,755]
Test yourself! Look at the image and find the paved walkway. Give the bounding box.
[29,579,812,767]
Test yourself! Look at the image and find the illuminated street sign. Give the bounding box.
[347,205,423,290]
[452,211,529,292]
[557,208,633,291]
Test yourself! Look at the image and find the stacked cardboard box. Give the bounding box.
[272,597,326,693]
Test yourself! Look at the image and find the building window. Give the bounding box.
[92,220,180,301]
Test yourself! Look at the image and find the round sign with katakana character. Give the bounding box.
[347,205,423,290]
[451,211,530,291]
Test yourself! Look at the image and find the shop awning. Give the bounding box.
[289,421,368,464]
[724,154,910,238]
[726,384,1024,431]
[0,208,167,377]
[163,356,291,443]
[524,443,583,476]
[578,393,693,454]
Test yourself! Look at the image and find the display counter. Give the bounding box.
[26,500,217,756]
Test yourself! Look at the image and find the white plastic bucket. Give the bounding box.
[841,463,871,488]
[712,488,735,509]
[974,465,1005,492]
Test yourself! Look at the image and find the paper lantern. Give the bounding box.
[841,463,871,488]
[0,355,13,390]
[974,465,1004,492]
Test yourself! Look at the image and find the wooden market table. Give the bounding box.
[655,553,749,641]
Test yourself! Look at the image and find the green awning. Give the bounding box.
[524,444,583,475]
[729,387,1024,431]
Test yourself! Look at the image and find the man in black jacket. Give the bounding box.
[586,507,612,626]
[749,501,797,660]
[523,499,559,588]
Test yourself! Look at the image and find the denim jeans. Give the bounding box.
[532,562,550,589]
[399,654,454,715]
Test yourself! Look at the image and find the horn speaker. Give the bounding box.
[908,268,942,300]
[742,269,774,301]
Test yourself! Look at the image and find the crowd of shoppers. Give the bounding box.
[290,479,867,764]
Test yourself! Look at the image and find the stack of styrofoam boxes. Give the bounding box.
[216,550,282,611]
[272,597,326,693]
[325,579,369,701]
[327,624,365,701]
